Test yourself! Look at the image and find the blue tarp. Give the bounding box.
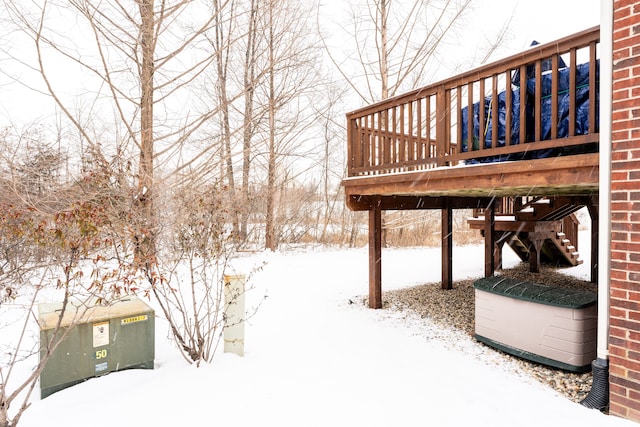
[460,87,523,163]
[460,59,599,164]
[531,60,600,140]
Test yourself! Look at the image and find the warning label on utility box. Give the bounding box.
[95,362,108,373]
[93,321,109,348]
[121,314,148,325]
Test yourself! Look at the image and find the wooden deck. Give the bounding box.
[342,27,601,308]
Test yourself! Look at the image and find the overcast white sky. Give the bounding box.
[1,0,601,124]
[492,0,600,51]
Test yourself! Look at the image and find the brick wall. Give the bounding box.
[608,0,640,421]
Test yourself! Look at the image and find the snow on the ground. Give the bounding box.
[13,232,635,427]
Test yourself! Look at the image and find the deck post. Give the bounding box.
[494,233,505,270]
[591,217,599,285]
[529,233,544,273]
[368,201,383,309]
[442,201,453,290]
[484,201,495,278]
[586,196,599,285]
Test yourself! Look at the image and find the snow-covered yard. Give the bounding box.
[13,235,634,427]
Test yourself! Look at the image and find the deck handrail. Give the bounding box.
[346,26,600,177]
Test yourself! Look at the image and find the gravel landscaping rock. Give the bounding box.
[364,262,600,406]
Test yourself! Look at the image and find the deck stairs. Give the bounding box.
[468,196,584,268]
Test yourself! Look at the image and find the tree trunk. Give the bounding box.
[240,0,259,243]
[378,0,389,100]
[135,0,156,268]
[213,0,240,241]
[265,3,276,251]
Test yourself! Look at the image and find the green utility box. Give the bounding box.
[39,296,155,399]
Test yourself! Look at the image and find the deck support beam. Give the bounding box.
[484,201,496,277]
[442,202,453,289]
[590,218,599,285]
[368,201,383,309]
[529,233,545,273]
[586,196,599,284]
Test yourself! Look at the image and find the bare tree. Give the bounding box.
[0,1,273,378]
[258,0,323,250]
[239,0,261,243]
[322,0,512,104]
[310,83,349,244]
[151,180,265,365]
[202,0,262,246]
[200,0,325,250]
[209,0,241,239]
[2,0,231,267]
[156,183,232,364]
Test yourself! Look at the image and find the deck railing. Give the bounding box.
[346,26,600,177]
